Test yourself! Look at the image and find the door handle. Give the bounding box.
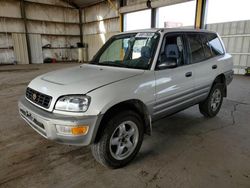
[185,72,192,77]
[212,65,217,69]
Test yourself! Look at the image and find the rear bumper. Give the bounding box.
[18,96,102,146]
[224,70,233,85]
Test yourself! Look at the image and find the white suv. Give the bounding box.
[18,29,233,168]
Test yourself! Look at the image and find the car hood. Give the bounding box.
[28,64,144,111]
[40,64,144,86]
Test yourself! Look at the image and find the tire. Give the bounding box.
[91,110,144,168]
[199,83,224,117]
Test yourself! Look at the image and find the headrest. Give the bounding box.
[141,46,151,59]
[165,44,179,59]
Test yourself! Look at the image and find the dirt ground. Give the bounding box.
[0,63,250,188]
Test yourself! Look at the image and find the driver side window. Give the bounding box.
[158,34,185,69]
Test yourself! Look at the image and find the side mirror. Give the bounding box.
[157,58,178,70]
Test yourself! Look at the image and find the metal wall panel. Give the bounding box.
[29,34,43,64]
[12,33,29,64]
[83,18,119,35]
[0,18,25,33]
[42,48,78,61]
[0,34,13,48]
[83,0,118,23]
[0,0,21,18]
[0,50,15,64]
[41,35,79,47]
[207,20,250,74]
[27,21,79,35]
[25,0,74,8]
[25,3,79,23]
[83,32,118,60]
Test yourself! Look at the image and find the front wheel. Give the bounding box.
[91,111,144,168]
[199,83,224,117]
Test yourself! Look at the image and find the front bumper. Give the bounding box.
[18,96,102,146]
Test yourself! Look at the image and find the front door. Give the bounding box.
[153,33,196,120]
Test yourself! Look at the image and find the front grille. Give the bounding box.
[26,87,52,109]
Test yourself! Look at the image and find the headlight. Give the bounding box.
[55,95,91,112]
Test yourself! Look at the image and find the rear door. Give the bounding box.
[185,32,219,102]
[153,33,196,120]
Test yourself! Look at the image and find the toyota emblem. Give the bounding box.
[32,93,37,100]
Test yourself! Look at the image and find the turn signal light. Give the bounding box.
[71,126,89,135]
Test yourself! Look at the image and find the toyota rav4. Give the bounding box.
[18,29,233,168]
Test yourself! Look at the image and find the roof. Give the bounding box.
[121,28,216,34]
[61,0,105,8]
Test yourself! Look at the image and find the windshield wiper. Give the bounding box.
[97,61,129,68]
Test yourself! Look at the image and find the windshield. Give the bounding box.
[91,32,160,70]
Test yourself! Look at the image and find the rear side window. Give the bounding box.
[187,34,206,63]
[207,33,224,56]
[200,34,213,59]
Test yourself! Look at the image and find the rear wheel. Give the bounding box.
[91,110,144,168]
[199,83,224,117]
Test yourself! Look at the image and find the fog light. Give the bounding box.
[56,125,89,135]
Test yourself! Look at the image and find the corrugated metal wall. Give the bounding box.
[82,0,119,60]
[29,34,43,64]
[0,0,80,64]
[207,20,250,74]
[12,33,29,64]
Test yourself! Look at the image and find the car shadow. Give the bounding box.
[131,105,229,165]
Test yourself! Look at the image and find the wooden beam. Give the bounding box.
[20,0,32,64]
[24,0,77,9]
[79,9,83,43]
[60,0,79,8]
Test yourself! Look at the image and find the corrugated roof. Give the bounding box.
[69,0,105,8]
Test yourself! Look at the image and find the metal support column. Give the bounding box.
[79,9,83,44]
[195,0,208,29]
[151,8,156,28]
[20,0,32,64]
